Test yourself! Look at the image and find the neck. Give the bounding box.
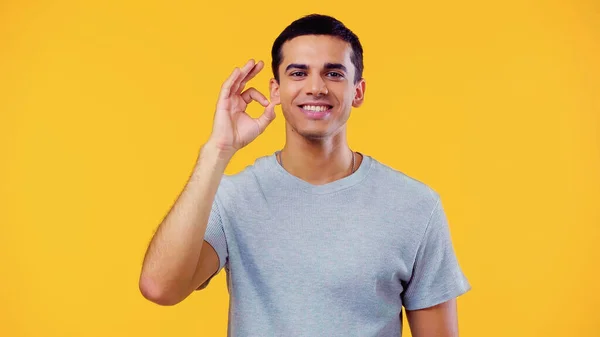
[279,125,357,185]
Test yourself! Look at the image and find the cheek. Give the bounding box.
[277,89,297,116]
[334,88,354,109]
[280,87,300,106]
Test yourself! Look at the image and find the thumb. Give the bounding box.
[255,101,277,133]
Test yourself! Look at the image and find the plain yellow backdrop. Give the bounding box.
[1,0,599,336]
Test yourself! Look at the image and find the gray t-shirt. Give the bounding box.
[201,152,470,336]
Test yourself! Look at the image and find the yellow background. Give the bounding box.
[1,0,599,336]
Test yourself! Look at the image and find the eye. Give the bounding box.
[290,71,306,77]
[327,72,344,79]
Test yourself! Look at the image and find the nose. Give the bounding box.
[305,73,328,96]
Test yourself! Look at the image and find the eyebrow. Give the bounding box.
[284,63,348,73]
[324,63,347,72]
[285,63,308,72]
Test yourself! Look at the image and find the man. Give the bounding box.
[139,14,470,336]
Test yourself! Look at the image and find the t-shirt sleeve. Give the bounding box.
[197,195,229,290]
[401,198,471,310]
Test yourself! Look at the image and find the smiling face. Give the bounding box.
[270,35,366,140]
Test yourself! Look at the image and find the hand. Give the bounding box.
[207,59,278,157]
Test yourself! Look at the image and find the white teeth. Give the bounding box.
[302,105,329,112]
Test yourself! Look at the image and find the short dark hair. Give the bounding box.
[271,14,364,84]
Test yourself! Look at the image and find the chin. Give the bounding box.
[298,130,330,140]
[292,124,340,140]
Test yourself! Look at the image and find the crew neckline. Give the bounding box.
[265,151,373,195]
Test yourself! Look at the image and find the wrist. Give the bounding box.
[199,141,234,168]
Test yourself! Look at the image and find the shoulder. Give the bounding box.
[363,155,441,227]
[366,155,440,204]
[215,154,275,205]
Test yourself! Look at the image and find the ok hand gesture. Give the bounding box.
[208,59,279,157]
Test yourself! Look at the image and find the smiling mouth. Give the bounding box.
[298,104,333,112]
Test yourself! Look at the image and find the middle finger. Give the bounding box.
[231,60,257,94]
[237,61,265,94]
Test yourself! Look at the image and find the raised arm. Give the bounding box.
[138,59,278,305]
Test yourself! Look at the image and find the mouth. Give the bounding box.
[298,104,333,120]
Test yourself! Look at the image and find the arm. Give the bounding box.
[406,298,459,337]
[138,59,277,306]
[139,143,231,306]
[401,198,470,335]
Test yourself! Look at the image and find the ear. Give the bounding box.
[352,78,366,108]
[269,78,281,105]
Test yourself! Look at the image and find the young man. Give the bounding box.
[140,14,470,336]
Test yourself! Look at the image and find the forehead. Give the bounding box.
[280,35,353,68]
